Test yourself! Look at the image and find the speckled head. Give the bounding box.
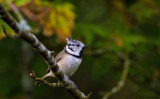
[65,37,88,57]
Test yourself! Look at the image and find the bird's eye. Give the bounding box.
[68,44,71,46]
[76,44,80,47]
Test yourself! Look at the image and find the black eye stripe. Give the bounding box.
[68,44,75,46]
[68,43,81,47]
[77,44,80,47]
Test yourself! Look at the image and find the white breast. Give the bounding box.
[57,55,82,77]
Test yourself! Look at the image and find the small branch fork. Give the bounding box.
[30,71,64,88]
[0,3,91,99]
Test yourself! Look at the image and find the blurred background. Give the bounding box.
[0,0,160,99]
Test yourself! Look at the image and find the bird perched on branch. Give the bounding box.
[42,37,88,80]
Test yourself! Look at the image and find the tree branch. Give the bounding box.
[0,3,90,99]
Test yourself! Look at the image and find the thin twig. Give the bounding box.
[30,71,64,88]
[101,58,130,99]
[1,25,7,36]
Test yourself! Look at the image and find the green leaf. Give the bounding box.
[0,19,15,39]
[14,0,31,6]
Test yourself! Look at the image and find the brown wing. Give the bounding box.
[46,50,65,73]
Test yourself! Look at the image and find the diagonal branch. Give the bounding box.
[0,3,90,99]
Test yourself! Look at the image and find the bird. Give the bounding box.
[42,37,88,80]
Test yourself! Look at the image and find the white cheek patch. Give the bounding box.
[66,46,75,54]
[66,46,80,56]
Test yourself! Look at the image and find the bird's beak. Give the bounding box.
[83,45,88,48]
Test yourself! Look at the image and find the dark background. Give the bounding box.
[0,0,160,99]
